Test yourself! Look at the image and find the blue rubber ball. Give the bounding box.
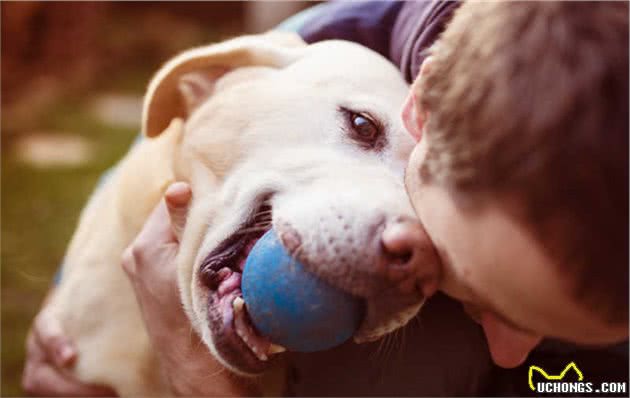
[241,229,363,352]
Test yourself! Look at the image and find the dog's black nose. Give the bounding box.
[380,218,441,298]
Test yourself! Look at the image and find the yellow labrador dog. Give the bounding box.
[46,32,432,395]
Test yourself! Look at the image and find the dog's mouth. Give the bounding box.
[198,199,283,374]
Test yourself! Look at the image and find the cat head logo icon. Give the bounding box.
[528,362,584,391]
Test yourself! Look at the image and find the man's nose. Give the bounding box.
[380,218,441,298]
[480,311,543,368]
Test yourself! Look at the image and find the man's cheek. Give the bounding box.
[404,142,428,210]
[404,167,421,216]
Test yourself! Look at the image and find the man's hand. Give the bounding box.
[23,182,255,397]
[22,303,116,396]
[121,182,257,396]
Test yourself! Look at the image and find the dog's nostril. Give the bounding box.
[380,219,441,298]
[381,221,418,265]
[382,242,412,265]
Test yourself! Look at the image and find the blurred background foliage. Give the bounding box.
[1,2,312,395]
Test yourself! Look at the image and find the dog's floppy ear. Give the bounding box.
[177,69,227,114]
[142,32,305,137]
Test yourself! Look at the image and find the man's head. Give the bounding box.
[402,1,628,368]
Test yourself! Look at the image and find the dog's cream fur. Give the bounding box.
[47,32,422,395]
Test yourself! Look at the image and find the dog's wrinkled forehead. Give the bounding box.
[286,41,409,102]
[208,41,409,103]
[149,36,414,180]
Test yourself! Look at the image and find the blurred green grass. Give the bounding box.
[1,93,139,396]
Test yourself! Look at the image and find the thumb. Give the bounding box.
[164,182,192,242]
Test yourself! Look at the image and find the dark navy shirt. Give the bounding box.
[299,1,459,83]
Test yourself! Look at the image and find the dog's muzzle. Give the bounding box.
[275,206,441,343]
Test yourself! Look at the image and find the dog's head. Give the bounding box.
[142,32,440,375]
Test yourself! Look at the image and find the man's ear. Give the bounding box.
[142,32,305,138]
[403,56,434,141]
[418,55,433,78]
[416,55,433,123]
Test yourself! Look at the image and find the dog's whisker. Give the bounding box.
[393,328,404,361]
[201,366,227,381]
[385,332,396,363]
[380,334,389,359]
[253,224,271,229]
[392,329,400,353]
[188,326,206,351]
[388,331,400,376]
[252,221,272,228]
[383,333,392,363]
[374,334,387,360]
[369,336,384,361]
[233,226,271,235]
[375,333,394,379]
[383,333,392,362]
[401,324,408,355]
[390,333,399,363]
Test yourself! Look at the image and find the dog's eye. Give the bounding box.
[342,109,383,149]
[352,114,378,140]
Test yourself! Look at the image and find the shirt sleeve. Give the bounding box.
[390,1,459,82]
[298,1,404,60]
[297,1,459,83]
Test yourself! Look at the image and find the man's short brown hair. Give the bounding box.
[417,1,628,323]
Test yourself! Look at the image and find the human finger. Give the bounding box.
[164,182,192,242]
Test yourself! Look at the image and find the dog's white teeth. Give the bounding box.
[233,298,274,361]
[268,343,286,354]
[233,296,245,313]
[252,346,268,361]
